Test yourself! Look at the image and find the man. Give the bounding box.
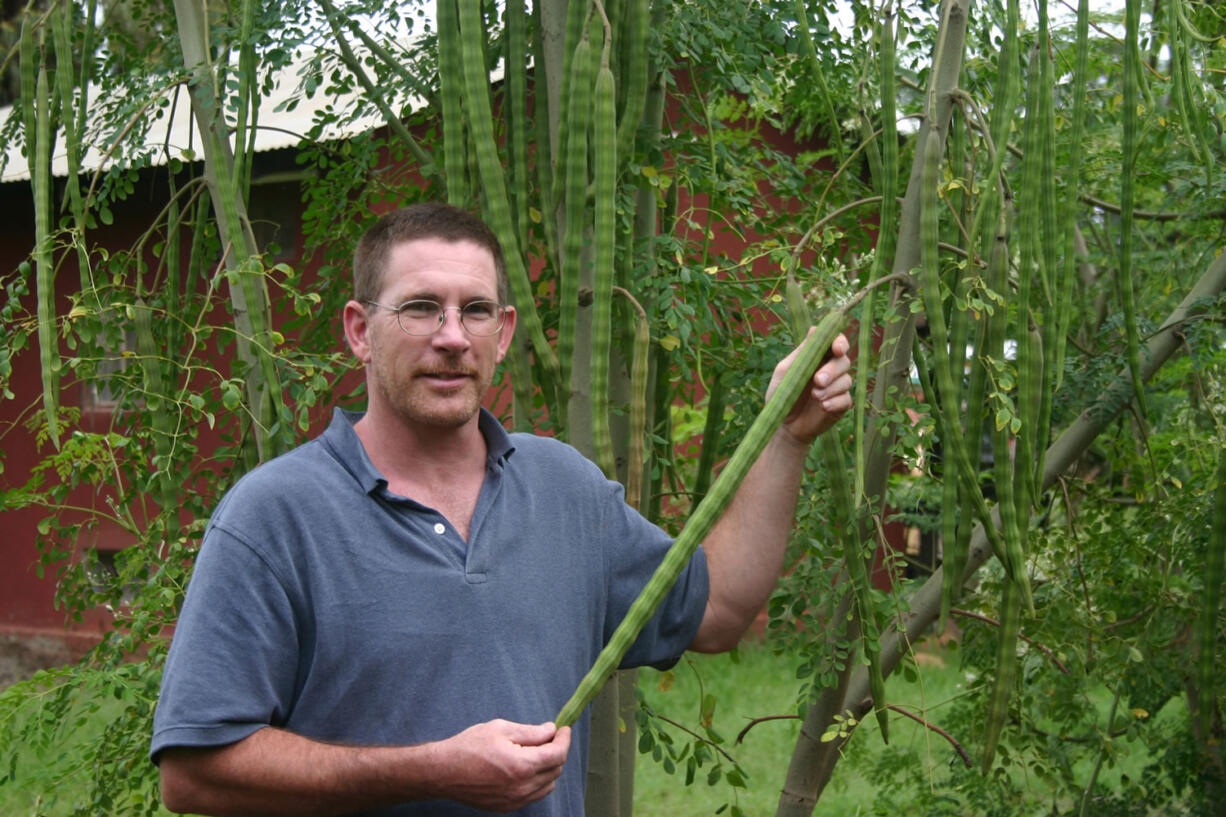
[151,202,852,816]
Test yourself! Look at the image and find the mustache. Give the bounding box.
[418,354,477,377]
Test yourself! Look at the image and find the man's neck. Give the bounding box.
[353,405,488,486]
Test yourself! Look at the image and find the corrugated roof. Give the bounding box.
[0,49,429,184]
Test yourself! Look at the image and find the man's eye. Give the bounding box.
[464,302,499,320]
[401,301,440,317]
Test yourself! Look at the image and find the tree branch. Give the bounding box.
[950,607,1071,675]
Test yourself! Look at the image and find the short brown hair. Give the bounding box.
[352,202,509,305]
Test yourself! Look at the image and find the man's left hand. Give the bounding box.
[768,331,853,446]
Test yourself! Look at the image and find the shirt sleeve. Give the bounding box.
[150,521,301,762]
[599,486,710,672]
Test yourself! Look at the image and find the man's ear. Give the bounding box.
[496,305,518,364]
[343,300,373,363]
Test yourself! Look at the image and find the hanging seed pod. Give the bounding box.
[557,31,594,409]
[1119,0,1147,419]
[589,51,618,477]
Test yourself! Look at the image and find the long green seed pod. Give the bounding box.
[1119,0,1147,419]
[981,576,1022,771]
[855,1,897,500]
[557,32,593,411]
[616,287,650,511]
[614,0,648,163]
[234,0,258,196]
[939,116,971,628]
[455,0,561,400]
[505,0,530,247]
[1054,0,1089,391]
[823,431,890,742]
[982,208,1030,770]
[1014,40,1043,517]
[438,0,467,203]
[23,17,60,450]
[1195,447,1226,738]
[968,0,1020,252]
[556,309,848,726]
[589,53,618,476]
[1033,0,1059,492]
[550,0,591,210]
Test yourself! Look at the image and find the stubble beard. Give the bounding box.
[370,335,489,430]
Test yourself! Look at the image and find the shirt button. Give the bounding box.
[433,523,446,535]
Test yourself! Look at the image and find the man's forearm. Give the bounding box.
[159,719,571,817]
[690,429,810,653]
[159,727,437,817]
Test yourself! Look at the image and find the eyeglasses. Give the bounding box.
[366,299,508,337]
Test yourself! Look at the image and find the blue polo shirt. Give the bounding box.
[151,408,709,816]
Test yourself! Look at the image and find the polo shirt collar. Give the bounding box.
[321,407,516,496]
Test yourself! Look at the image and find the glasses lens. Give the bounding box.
[396,300,444,335]
[460,301,504,336]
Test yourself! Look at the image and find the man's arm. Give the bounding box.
[689,332,853,653]
[159,719,571,817]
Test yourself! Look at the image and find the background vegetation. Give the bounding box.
[1,0,1224,815]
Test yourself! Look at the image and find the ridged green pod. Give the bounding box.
[618,288,650,511]
[614,0,648,163]
[505,0,530,247]
[557,32,593,412]
[981,208,1029,770]
[438,0,467,203]
[556,309,848,726]
[1054,0,1090,391]
[1119,0,1147,419]
[454,0,561,402]
[981,578,1022,771]
[589,56,617,476]
[824,431,889,742]
[1195,447,1226,737]
[1033,0,1059,491]
[23,17,60,450]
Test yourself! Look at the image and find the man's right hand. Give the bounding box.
[430,719,572,812]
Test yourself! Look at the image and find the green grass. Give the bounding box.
[633,638,1191,817]
[632,639,973,817]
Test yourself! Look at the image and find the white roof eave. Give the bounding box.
[1,49,437,184]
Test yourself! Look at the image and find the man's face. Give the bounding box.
[356,237,516,431]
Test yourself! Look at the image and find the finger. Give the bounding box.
[505,721,558,747]
[814,372,853,400]
[814,355,851,388]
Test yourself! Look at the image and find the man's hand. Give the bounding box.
[769,330,853,446]
[432,720,572,813]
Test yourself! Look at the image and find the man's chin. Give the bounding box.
[397,397,482,430]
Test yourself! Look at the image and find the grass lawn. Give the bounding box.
[633,638,974,817]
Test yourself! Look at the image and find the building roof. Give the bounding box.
[0,48,430,184]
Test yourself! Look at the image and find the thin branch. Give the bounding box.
[651,712,738,764]
[950,608,1072,675]
[882,703,973,768]
[1081,193,1226,222]
[734,706,972,769]
[736,714,801,745]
